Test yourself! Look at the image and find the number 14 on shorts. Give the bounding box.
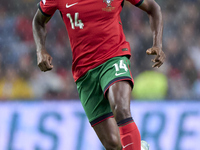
[113,60,128,76]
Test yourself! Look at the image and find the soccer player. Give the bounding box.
[32,0,165,149]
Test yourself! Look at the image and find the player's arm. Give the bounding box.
[138,0,165,68]
[32,9,53,72]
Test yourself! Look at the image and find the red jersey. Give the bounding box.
[39,0,143,81]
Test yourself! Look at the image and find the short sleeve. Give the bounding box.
[127,0,144,7]
[38,0,58,17]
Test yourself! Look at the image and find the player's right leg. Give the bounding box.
[76,65,122,150]
[92,117,122,150]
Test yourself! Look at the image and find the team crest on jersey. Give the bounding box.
[102,0,115,12]
[42,0,46,5]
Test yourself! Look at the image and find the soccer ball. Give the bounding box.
[141,140,150,150]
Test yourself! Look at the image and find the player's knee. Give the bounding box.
[103,134,121,150]
[112,102,131,122]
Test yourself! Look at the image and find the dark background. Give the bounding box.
[0,0,200,100]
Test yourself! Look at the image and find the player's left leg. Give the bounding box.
[107,80,141,150]
[99,56,141,150]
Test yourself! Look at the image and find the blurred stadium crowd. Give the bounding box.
[0,0,200,100]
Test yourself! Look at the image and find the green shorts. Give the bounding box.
[76,56,134,126]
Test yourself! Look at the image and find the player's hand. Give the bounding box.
[37,50,53,72]
[146,47,165,68]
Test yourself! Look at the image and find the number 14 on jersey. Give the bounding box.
[66,13,84,29]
